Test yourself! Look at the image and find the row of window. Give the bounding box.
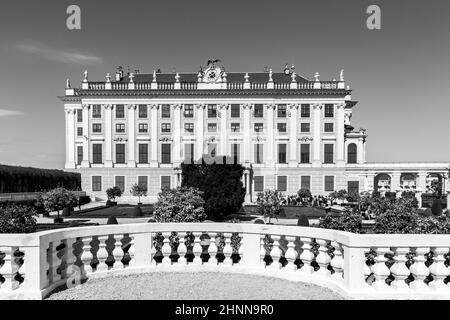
[91,175,171,192]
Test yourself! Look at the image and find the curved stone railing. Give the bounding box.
[1,223,450,300]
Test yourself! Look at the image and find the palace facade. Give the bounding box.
[60,63,449,204]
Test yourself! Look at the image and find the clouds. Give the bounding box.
[16,41,103,65]
[0,109,24,117]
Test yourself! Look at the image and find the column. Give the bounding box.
[288,104,298,166]
[150,104,159,167]
[357,138,364,164]
[391,172,401,195]
[312,104,323,167]
[219,104,228,156]
[242,104,252,163]
[244,169,251,203]
[104,104,113,167]
[195,104,205,161]
[364,172,375,192]
[336,103,345,165]
[81,104,90,167]
[266,104,275,166]
[416,171,427,208]
[173,104,182,165]
[127,104,137,167]
[65,108,76,168]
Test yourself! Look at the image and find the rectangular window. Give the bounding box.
[77,127,83,137]
[300,123,310,133]
[207,105,217,118]
[161,176,171,190]
[325,104,334,117]
[115,144,126,164]
[77,109,83,122]
[277,105,287,118]
[208,144,217,157]
[254,144,263,164]
[115,123,125,133]
[254,123,263,133]
[231,104,240,118]
[277,176,287,192]
[115,105,125,118]
[278,144,287,164]
[138,144,148,164]
[324,123,334,133]
[301,176,311,190]
[92,105,101,118]
[324,144,334,164]
[92,176,102,192]
[254,176,264,192]
[231,123,240,132]
[92,123,102,133]
[184,105,194,118]
[138,105,148,118]
[207,123,217,132]
[300,144,310,164]
[161,123,171,133]
[184,143,194,163]
[161,104,171,118]
[92,144,102,164]
[184,123,194,133]
[138,176,148,191]
[301,104,310,118]
[254,104,264,118]
[138,123,148,133]
[161,144,171,164]
[277,123,287,133]
[325,176,335,192]
[77,146,83,165]
[348,181,359,195]
[115,176,125,193]
[231,144,240,164]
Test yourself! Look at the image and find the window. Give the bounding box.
[231,104,240,118]
[138,105,147,118]
[325,176,335,192]
[231,144,240,164]
[161,104,171,118]
[347,143,357,164]
[184,105,194,118]
[254,176,264,192]
[138,144,148,164]
[184,144,194,163]
[92,176,102,192]
[92,105,101,118]
[231,123,240,132]
[301,104,310,118]
[184,123,194,133]
[116,123,125,133]
[278,144,287,164]
[301,176,311,190]
[138,123,148,133]
[348,181,359,195]
[208,144,217,157]
[77,127,83,137]
[138,176,148,191]
[115,144,126,164]
[92,123,102,133]
[115,105,125,118]
[77,146,83,165]
[325,104,334,117]
[300,144,310,164]
[324,123,334,133]
[324,144,334,164]
[207,105,217,118]
[254,104,263,117]
[277,176,287,192]
[161,176,171,190]
[254,144,263,164]
[77,109,83,122]
[92,144,102,164]
[254,123,263,133]
[300,123,310,133]
[161,144,171,164]
[161,123,171,133]
[207,123,217,132]
[277,105,287,118]
[115,176,125,193]
[277,123,287,133]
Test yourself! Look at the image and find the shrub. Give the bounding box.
[431,199,443,215]
[297,188,312,201]
[254,218,265,224]
[106,186,123,202]
[77,195,91,210]
[0,204,38,233]
[130,184,147,203]
[256,190,284,224]
[401,191,418,208]
[413,215,450,234]
[153,187,206,223]
[346,191,361,203]
[318,209,362,233]
[373,198,418,234]
[107,216,118,225]
[297,215,310,227]
[42,188,78,221]
[329,190,348,201]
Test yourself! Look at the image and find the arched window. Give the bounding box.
[347,143,357,164]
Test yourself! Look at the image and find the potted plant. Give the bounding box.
[130,183,147,206]
[42,188,78,223]
[255,190,283,224]
[106,186,123,206]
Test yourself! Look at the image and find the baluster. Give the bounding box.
[371,247,391,290]
[269,235,282,270]
[0,247,19,291]
[150,234,158,266]
[237,234,243,265]
[390,247,411,291]
[260,235,268,268]
[299,237,315,274]
[80,237,93,276]
[330,241,343,280]
[409,247,430,291]
[192,232,203,265]
[46,244,52,284]
[127,236,136,267]
[51,242,61,282]
[429,247,450,291]
[207,233,218,266]
[284,236,298,271]
[96,236,109,272]
[161,232,172,266]
[222,233,233,266]
[316,239,331,276]
[177,232,187,265]
[112,234,124,270]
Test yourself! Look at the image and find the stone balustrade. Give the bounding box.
[1,223,449,300]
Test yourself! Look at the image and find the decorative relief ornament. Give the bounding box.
[312,103,323,110]
[268,69,273,82]
[206,136,217,142]
[159,137,173,142]
[104,104,113,110]
[195,104,205,110]
[150,104,159,110]
[127,104,137,110]
[299,137,313,142]
[255,136,266,142]
[174,104,183,110]
[114,138,128,142]
[81,104,90,110]
[65,108,76,114]
[265,103,276,110]
[336,103,345,109]
[242,103,252,110]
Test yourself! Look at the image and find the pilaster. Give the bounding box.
[219,104,229,156]
[127,104,137,167]
[173,104,182,165]
[336,103,345,166]
[64,108,76,169]
[150,104,159,167]
[81,104,90,167]
[312,103,323,167]
[288,104,298,166]
[265,104,275,167]
[104,104,113,168]
[242,104,252,164]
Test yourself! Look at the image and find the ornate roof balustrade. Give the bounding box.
[1,223,450,300]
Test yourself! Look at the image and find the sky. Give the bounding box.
[0,0,449,169]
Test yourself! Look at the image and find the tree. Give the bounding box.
[153,187,206,222]
[106,186,123,202]
[0,204,38,233]
[42,188,78,222]
[130,184,147,204]
[329,189,348,202]
[373,197,418,234]
[256,190,284,224]
[430,179,443,197]
[318,208,362,233]
[181,156,245,220]
[297,188,312,204]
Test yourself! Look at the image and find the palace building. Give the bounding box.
[60,62,449,204]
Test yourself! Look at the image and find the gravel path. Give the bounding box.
[46,272,344,300]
